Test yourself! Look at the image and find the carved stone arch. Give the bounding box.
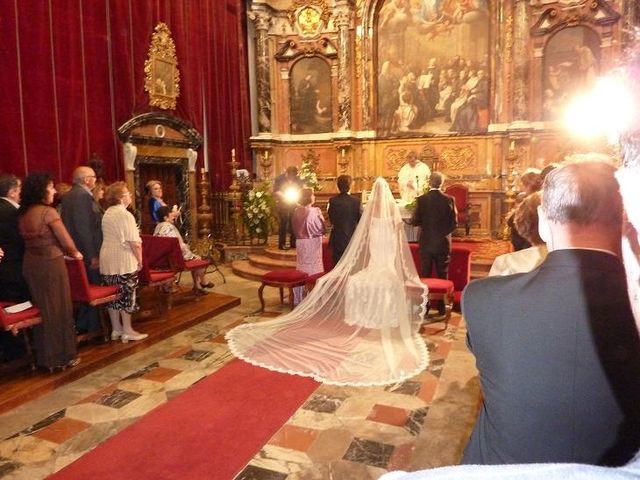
[289,55,334,134]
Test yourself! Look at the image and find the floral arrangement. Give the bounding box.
[242,182,273,240]
[299,161,322,191]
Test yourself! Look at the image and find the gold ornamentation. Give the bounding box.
[440,147,475,171]
[144,23,180,110]
[301,149,320,170]
[287,0,331,34]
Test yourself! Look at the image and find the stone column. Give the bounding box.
[512,0,529,121]
[250,11,272,133]
[334,6,352,131]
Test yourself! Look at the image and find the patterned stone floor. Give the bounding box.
[0,267,480,479]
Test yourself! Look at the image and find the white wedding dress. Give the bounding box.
[226,178,429,386]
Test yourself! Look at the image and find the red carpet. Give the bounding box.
[50,359,319,480]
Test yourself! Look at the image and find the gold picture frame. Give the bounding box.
[144,23,180,110]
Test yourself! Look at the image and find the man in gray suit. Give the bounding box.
[61,166,103,333]
[462,160,640,466]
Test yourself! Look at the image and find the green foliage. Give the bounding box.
[299,161,322,191]
[242,182,273,239]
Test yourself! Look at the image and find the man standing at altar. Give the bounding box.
[273,166,304,250]
[410,171,457,316]
[61,166,103,333]
[462,160,640,466]
[328,175,361,265]
[397,151,431,203]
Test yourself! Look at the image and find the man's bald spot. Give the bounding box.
[73,166,95,184]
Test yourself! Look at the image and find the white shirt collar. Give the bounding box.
[1,197,19,209]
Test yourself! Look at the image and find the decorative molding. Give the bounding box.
[117,112,202,149]
[530,0,620,36]
[144,23,180,110]
[300,149,320,169]
[274,38,338,61]
[441,147,476,171]
[287,0,331,37]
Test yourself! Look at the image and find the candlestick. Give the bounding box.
[232,148,236,158]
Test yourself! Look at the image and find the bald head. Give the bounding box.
[72,166,97,191]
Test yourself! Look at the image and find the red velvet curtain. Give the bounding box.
[0,0,251,191]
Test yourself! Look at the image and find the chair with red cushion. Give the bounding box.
[444,183,472,236]
[139,244,177,311]
[419,277,455,327]
[64,257,119,343]
[141,234,212,296]
[259,269,309,312]
[0,302,42,370]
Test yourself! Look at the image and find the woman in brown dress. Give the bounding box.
[18,172,82,371]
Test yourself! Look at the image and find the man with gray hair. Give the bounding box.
[61,166,103,333]
[461,160,640,466]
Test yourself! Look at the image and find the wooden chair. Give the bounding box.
[140,235,212,294]
[0,301,42,370]
[139,245,177,311]
[259,269,308,312]
[64,257,119,343]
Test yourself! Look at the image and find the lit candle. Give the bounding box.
[232,148,236,158]
[265,150,269,160]
[341,148,345,159]
[510,140,515,152]
[202,80,210,173]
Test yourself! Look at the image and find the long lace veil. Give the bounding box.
[226,177,429,386]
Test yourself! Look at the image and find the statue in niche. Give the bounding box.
[376,0,490,137]
[290,57,332,134]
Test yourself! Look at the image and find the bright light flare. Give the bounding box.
[564,74,637,144]
[283,186,300,204]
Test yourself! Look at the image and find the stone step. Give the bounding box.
[231,260,267,282]
[263,246,298,261]
[248,254,297,270]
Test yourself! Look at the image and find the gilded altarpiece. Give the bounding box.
[248,0,626,236]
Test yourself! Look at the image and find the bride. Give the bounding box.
[226,177,429,386]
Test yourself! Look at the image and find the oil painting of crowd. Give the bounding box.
[376,0,490,137]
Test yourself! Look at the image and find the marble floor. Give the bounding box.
[0,267,480,479]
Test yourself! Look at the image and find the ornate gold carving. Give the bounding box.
[301,149,320,169]
[144,23,180,110]
[440,147,475,171]
[504,15,513,63]
[287,0,331,34]
[385,147,441,172]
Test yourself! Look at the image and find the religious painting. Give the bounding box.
[290,57,333,134]
[376,0,490,137]
[542,26,600,122]
[144,23,180,110]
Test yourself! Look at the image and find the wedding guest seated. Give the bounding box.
[507,168,542,251]
[146,179,167,226]
[291,188,325,305]
[488,191,547,276]
[462,160,640,466]
[153,205,214,295]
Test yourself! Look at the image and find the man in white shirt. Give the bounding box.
[397,151,430,204]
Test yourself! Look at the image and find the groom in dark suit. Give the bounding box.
[462,160,640,466]
[328,175,361,266]
[410,171,457,314]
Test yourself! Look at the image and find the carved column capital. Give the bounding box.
[249,10,272,32]
[333,9,352,28]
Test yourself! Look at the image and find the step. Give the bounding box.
[231,260,268,282]
[263,246,298,261]
[248,254,297,271]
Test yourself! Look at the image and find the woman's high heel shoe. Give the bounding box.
[121,332,148,343]
[111,330,123,341]
[201,282,215,289]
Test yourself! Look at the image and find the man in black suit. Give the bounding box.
[410,171,457,315]
[462,160,640,466]
[328,175,361,266]
[0,174,28,360]
[61,166,103,333]
[273,166,304,250]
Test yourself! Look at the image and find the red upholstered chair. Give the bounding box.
[65,257,119,342]
[444,183,472,236]
[259,269,308,312]
[141,235,212,292]
[420,277,455,326]
[0,302,42,370]
[139,244,177,311]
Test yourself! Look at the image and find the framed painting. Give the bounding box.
[376,0,490,137]
[542,26,600,121]
[144,23,181,110]
[290,57,333,134]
